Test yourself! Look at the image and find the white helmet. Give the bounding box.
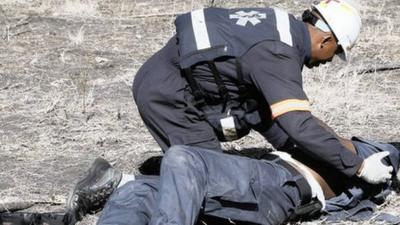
[312,0,362,61]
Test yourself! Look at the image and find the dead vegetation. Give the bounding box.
[0,0,399,224]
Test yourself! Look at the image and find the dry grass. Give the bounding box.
[55,0,98,17]
[0,0,399,225]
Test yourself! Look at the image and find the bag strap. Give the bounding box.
[182,59,250,109]
[183,67,206,107]
[207,61,231,110]
[235,58,248,98]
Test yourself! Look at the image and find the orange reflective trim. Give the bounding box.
[270,99,311,119]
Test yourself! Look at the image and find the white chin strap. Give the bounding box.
[315,19,331,33]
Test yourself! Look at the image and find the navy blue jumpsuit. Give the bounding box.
[132,7,362,177]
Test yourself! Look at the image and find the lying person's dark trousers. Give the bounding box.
[97,145,304,225]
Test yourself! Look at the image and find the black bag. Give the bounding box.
[182,59,261,142]
[202,99,261,142]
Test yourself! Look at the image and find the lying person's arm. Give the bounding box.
[293,135,400,200]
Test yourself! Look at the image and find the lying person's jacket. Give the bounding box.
[288,137,400,223]
[138,138,400,223]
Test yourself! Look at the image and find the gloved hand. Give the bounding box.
[397,169,400,182]
[357,151,393,184]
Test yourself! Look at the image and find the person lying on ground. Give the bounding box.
[93,138,400,225]
[2,137,398,225]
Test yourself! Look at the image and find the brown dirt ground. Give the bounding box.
[0,0,399,224]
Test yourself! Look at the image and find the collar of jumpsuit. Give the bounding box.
[302,20,313,66]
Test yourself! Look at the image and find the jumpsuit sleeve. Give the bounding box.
[242,41,363,177]
[256,121,292,150]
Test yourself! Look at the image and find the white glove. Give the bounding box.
[397,170,400,182]
[357,151,393,184]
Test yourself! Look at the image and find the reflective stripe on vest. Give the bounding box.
[191,9,211,50]
[273,7,293,47]
[176,7,296,68]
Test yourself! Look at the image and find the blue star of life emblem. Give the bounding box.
[229,10,267,26]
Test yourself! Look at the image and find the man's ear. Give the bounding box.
[320,35,333,49]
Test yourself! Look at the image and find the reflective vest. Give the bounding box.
[175,7,297,68]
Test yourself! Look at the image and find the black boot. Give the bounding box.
[66,158,122,221]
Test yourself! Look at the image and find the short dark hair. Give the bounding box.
[302,9,319,25]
